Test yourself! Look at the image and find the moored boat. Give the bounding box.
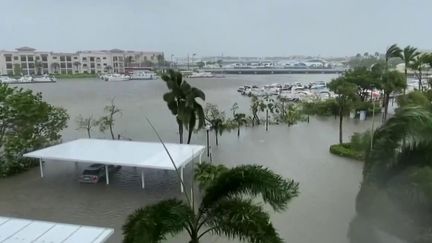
[0,76,17,83]
[105,73,131,81]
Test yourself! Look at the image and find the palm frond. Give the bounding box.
[202,198,283,243]
[194,162,229,189]
[201,165,299,211]
[122,199,193,243]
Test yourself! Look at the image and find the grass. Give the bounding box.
[329,143,364,161]
[53,73,98,79]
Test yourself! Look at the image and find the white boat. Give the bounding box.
[130,71,156,80]
[189,71,215,78]
[18,75,33,83]
[105,73,131,81]
[33,75,55,82]
[0,76,17,83]
[310,81,327,90]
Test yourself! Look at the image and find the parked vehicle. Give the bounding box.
[79,163,122,183]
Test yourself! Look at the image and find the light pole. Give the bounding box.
[170,54,174,68]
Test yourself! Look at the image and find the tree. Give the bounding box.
[162,70,206,144]
[196,61,205,69]
[13,64,22,76]
[343,67,379,101]
[250,96,264,126]
[157,54,165,67]
[73,61,81,73]
[98,100,121,140]
[230,102,247,137]
[401,46,419,92]
[380,71,406,121]
[410,53,428,91]
[34,60,43,75]
[51,63,60,73]
[216,59,223,68]
[385,44,402,70]
[275,103,307,127]
[76,115,98,138]
[328,77,358,144]
[0,84,69,176]
[205,103,227,146]
[349,106,432,243]
[123,162,299,243]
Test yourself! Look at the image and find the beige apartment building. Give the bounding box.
[0,47,164,75]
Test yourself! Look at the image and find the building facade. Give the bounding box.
[0,47,164,75]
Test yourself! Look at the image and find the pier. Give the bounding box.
[202,68,345,75]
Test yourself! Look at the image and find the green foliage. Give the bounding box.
[196,61,205,69]
[162,69,206,144]
[350,131,371,153]
[385,44,403,69]
[0,84,69,176]
[380,70,406,120]
[98,100,121,140]
[13,64,22,76]
[274,103,307,126]
[54,73,98,79]
[329,143,364,161]
[76,115,98,138]
[302,99,339,116]
[349,106,432,243]
[205,103,228,146]
[396,91,430,108]
[123,163,299,243]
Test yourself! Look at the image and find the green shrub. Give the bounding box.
[54,73,98,79]
[302,99,339,116]
[329,143,364,161]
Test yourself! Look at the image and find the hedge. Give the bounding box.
[329,143,364,161]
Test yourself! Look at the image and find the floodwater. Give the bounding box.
[0,74,373,243]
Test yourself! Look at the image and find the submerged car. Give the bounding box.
[79,163,122,183]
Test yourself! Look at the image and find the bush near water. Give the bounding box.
[0,84,69,177]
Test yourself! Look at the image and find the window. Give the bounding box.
[103,57,106,60]
[90,57,95,61]
[29,63,34,68]
[52,56,58,59]
[113,57,118,61]
[82,57,87,61]
[67,56,71,61]
[35,56,40,60]
[28,56,34,61]
[6,63,12,69]
[5,55,12,62]
[60,63,66,68]
[43,63,48,68]
[20,55,26,61]
[60,56,65,61]
[74,56,78,59]
[41,55,48,61]
[90,63,95,68]
[67,63,72,68]
[13,56,18,60]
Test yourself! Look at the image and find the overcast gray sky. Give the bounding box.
[1,0,431,57]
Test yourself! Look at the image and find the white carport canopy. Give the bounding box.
[24,139,205,191]
[0,216,113,243]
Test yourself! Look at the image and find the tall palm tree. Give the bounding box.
[410,53,428,91]
[204,103,226,146]
[401,46,419,93]
[162,70,205,144]
[385,44,402,70]
[349,106,432,243]
[233,113,247,137]
[123,163,299,243]
[380,70,406,121]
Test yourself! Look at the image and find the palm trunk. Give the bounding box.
[404,68,407,95]
[87,128,91,138]
[265,109,269,131]
[383,93,390,122]
[339,107,343,144]
[187,127,193,144]
[237,125,240,137]
[177,119,184,144]
[215,129,219,146]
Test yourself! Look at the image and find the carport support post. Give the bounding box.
[105,165,109,185]
[39,159,44,178]
[180,166,184,192]
[141,169,145,189]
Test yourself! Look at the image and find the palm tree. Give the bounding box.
[162,70,205,144]
[123,162,299,243]
[205,103,226,146]
[349,106,432,243]
[380,70,406,121]
[51,63,60,74]
[328,76,358,144]
[233,113,247,137]
[385,44,402,70]
[401,46,419,93]
[410,53,428,91]
[34,60,43,75]
[73,61,81,73]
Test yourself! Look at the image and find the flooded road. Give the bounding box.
[0,74,371,243]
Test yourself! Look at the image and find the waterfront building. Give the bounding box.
[0,47,164,75]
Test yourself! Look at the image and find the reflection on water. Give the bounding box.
[0,75,371,243]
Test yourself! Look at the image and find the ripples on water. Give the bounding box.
[0,74,372,243]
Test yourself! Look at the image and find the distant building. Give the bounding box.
[0,47,164,75]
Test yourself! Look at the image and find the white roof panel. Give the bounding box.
[0,216,113,243]
[24,139,205,170]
